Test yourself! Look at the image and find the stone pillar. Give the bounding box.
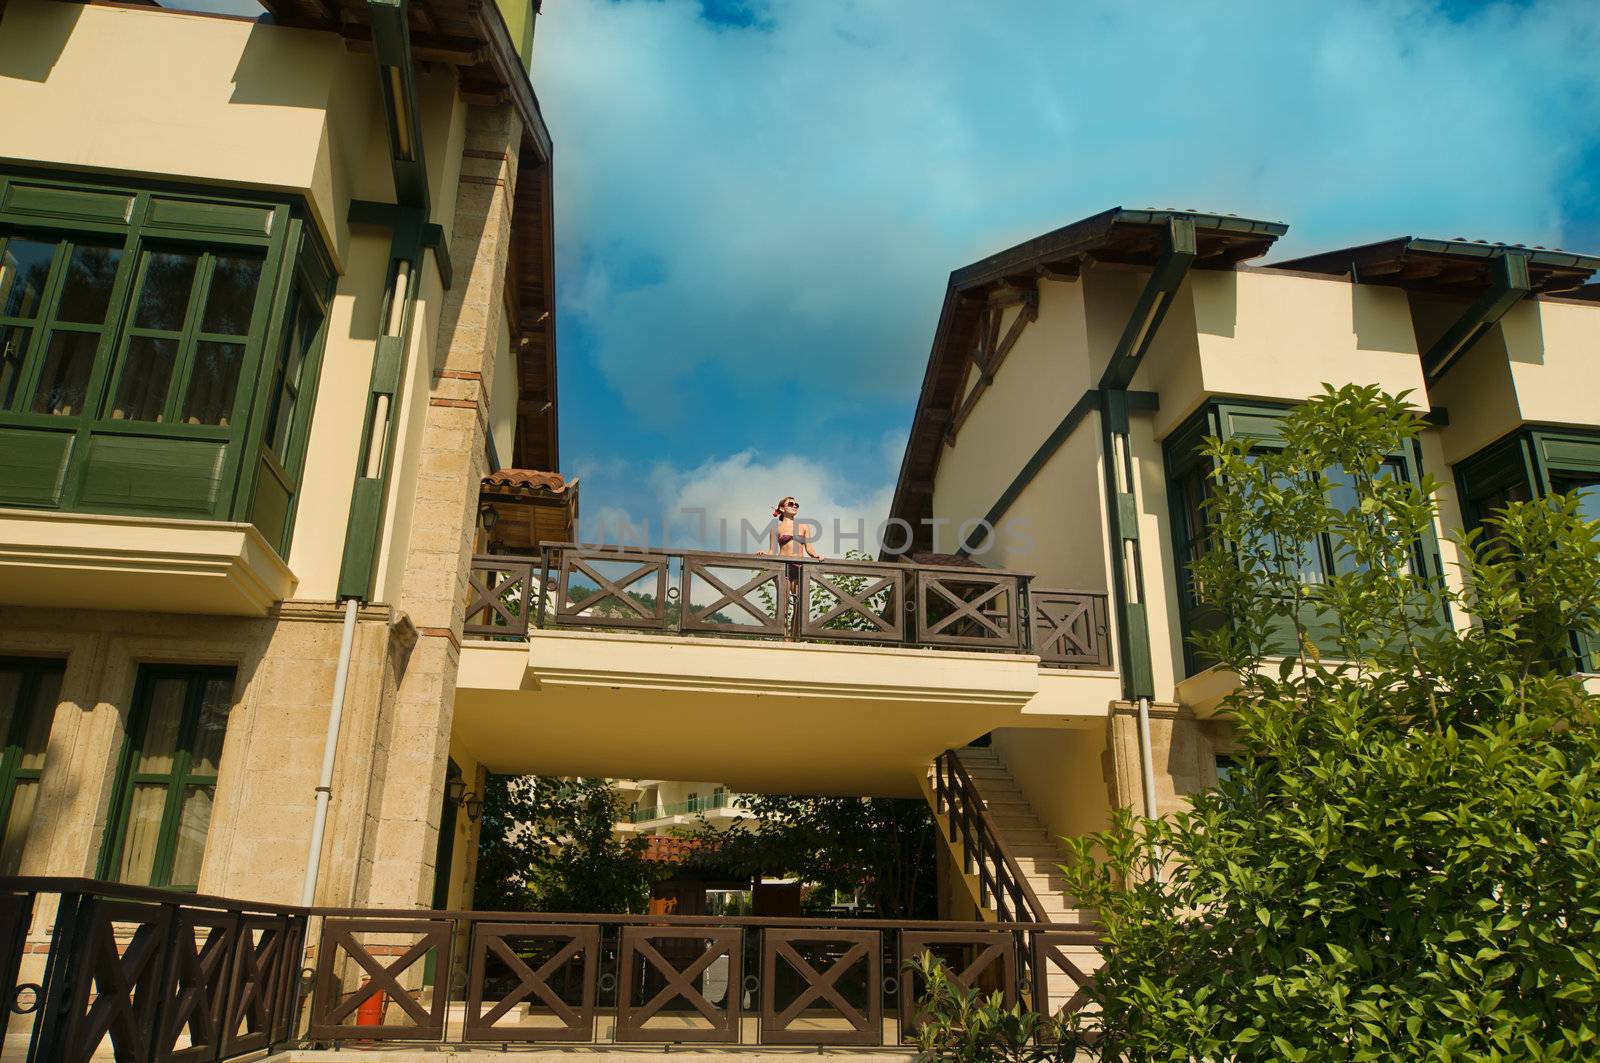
[1103,701,1219,819]
[357,103,522,908]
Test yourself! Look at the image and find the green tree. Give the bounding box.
[682,793,938,918]
[1060,384,1600,1059]
[474,774,660,913]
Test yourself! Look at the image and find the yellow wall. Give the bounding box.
[989,724,1110,847]
[490,324,518,466]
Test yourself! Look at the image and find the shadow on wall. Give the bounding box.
[229,20,336,110]
[0,0,80,82]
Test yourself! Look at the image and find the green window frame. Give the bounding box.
[0,171,333,556]
[98,665,236,891]
[0,657,63,876]
[1164,400,1441,677]
[1456,427,1600,672]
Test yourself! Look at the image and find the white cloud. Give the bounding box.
[576,435,900,555]
[533,0,1600,424]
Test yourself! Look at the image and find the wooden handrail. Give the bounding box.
[933,750,1052,925]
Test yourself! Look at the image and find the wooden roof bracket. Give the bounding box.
[1420,250,1531,383]
[1098,216,1197,390]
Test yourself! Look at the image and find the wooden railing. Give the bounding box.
[0,877,306,1063]
[0,878,1100,1054]
[465,546,1112,669]
[932,751,1051,925]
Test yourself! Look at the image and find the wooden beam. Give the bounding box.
[343,26,486,65]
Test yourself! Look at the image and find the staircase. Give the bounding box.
[923,746,1084,923]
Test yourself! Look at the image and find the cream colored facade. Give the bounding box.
[3,1,1600,1000]
[0,0,553,927]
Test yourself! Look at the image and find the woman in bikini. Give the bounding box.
[760,496,822,631]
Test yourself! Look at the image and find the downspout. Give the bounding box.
[1419,250,1531,382]
[1097,216,1196,834]
[306,0,449,911]
[300,597,360,906]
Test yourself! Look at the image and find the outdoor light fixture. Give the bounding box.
[462,792,484,822]
[479,503,500,532]
[445,776,466,804]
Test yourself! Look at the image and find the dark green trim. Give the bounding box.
[97,665,236,891]
[369,0,432,213]
[1102,390,1153,698]
[955,389,1158,556]
[1098,216,1197,390]
[1421,250,1531,382]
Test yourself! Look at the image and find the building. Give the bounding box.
[614,780,746,837]
[2,1,1599,1049]
[0,0,560,921]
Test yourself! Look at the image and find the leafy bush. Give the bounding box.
[1058,385,1600,1059]
[908,951,1087,1061]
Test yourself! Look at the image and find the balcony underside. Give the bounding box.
[0,508,296,617]
[454,630,1099,797]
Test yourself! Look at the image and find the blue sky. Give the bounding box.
[164,0,1600,548]
[532,0,1600,551]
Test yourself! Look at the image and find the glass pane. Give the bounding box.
[30,329,98,416]
[167,785,213,889]
[1553,477,1600,527]
[180,341,243,426]
[110,335,178,421]
[199,254,263,336]
[188,675,233,776]
[0,668,17,750]
[116,782,168,885]
[17,667,61,772]
[55,243,123,324]
[0,780,39,877]
[266,297,317,455]
[0,237,56,319]
[135,676,188,775]
[134,250,200,331]
[0,324,32,409]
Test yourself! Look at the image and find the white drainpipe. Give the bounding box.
[1136,694,1162,882]
[301,597,360,907]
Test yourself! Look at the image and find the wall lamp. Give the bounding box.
[445,777,484,822]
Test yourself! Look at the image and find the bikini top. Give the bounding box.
[777,521,803,547]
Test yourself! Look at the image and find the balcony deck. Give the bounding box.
[452,548,1120,795]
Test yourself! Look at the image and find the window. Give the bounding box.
[0,659,62,876]
[100,666,235,890]
[1457,428,1600,672]
[1164,402,1437,676]
[0,172,332,546]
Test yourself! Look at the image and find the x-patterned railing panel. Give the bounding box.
[158,908,236,1063]
[615,926,742,1043]
[60,898,172,1063]
[308,917,453,1042]
[222,913,302,1055]
[554,549,671,630]
[797,562,905,642]
[465,922,598,1042]
[759,928,881,1046]
[680,554,788,637]
[915,570,1024,649]
[898,929,1020,1037]
[1033,929,1102,1021]
[465,555,535,637]
[1031,589,1110,668]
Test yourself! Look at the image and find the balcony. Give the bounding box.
[465,545,1111,668]
[452,547,1118,795]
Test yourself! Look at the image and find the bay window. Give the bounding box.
[0,171,332,557]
